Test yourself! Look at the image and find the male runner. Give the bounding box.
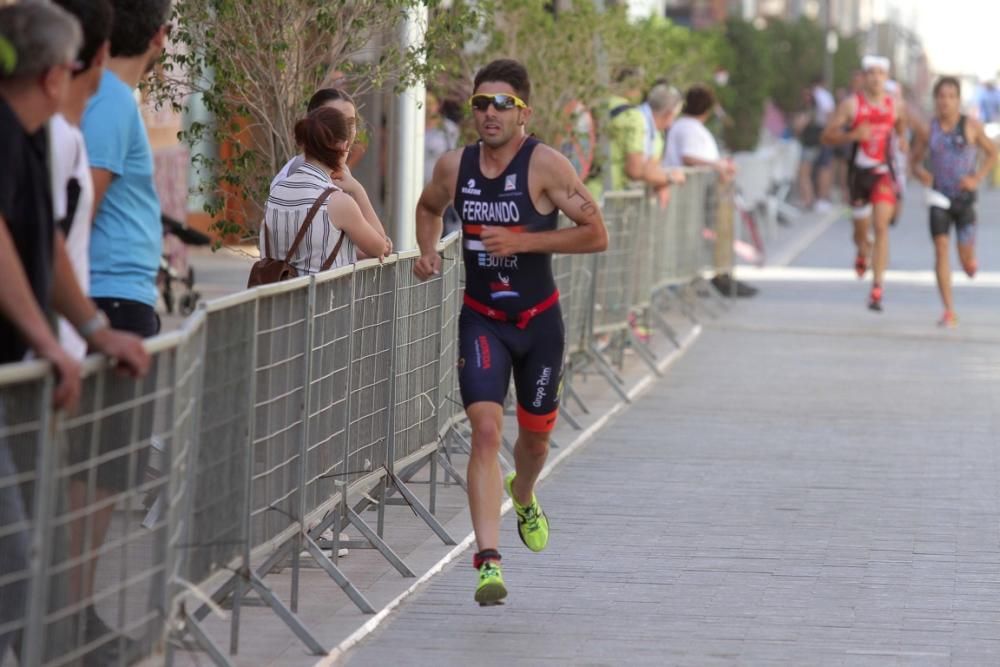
[822,56,907,311]
[414,59,608,604]
[912,76,997,327]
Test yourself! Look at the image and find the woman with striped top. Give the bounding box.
[261,106,391,273]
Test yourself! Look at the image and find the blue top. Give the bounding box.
[83,69,162,306]
[929,117,979,198]
[454,137,559,315]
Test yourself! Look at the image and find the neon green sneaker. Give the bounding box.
[504,472,549,552]
[475,561,507,605]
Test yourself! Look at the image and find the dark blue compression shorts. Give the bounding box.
[458,304,565,433]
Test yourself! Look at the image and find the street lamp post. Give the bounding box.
[389,5,428,251]
[823,0,836,87]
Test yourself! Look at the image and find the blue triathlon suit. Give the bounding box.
[454,136,564,432]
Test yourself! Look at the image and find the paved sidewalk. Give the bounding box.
[341,190,1000,666]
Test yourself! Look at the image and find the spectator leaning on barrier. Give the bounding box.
[586,66,645,197]
[269,87,391,256]
[84,0,169,338]
[261,106,391,274]
[271,88,358,190]
[586,71,686,200]
[0,2,149,662]
[639,81,687,206]
[664,84,758,298]
[72,0,168,659]
[51,0,113,362]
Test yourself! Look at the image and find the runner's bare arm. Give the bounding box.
[971,118,998,184]
[821,97,858,146]
[481,146,607,257]
[894,106,909,154]
[414,149,461,279]
[909,118,932,185]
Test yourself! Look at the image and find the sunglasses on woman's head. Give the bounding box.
[468,93,527,112]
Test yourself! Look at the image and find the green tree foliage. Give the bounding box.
[717,18,771,152]
[473,0,606,146]
[764,18,825,113]
[832,32,862,90]
[150,0,480,241]
[466,2,724,177]
[604,13,723,93]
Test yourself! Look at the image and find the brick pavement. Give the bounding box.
[341,191,1000,666]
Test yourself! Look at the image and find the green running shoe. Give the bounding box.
[475,561,507,605]
[504,472,549,552]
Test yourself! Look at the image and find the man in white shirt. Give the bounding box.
[663,84,756,297]
[51,0,111,361]
[663,85,734,178]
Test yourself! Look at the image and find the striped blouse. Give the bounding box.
[261,161,356,274]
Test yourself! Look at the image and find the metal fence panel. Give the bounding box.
[552,217,593,356]
[0,366,49,664]
[305,269,354,513]
[436,236,463,434]
[591,191,643,335]
[251,280,311,548]
[392,254,443,461]
[629,195,656,311]
[162,315,207,641]
[37,342,183,666]
[188,299,254,585]
[346,262,396,485]
[651,184,683,288]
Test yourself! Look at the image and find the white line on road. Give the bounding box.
[317,324,703,666]
[739,265,1000,287]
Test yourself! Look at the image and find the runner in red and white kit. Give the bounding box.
[822,56,908,311]
[414,59,608,604]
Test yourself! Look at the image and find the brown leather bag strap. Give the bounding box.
[261,221,272,259]
[320,229,347,272]
[284,186,337,264]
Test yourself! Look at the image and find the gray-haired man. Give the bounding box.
[640,81,687,204]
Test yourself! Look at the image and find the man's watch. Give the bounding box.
[78,310,110,341]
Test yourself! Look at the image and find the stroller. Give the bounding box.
[158,214,211,316]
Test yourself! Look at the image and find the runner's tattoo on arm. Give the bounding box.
[566,185,598,217]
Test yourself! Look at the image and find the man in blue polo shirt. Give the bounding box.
[78,1,169,662]
[84,0,170,337]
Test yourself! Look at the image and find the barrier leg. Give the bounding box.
[436,448,467,493]
[176,608,233,667]
[302,535,376,613]
[627,328,662,376]
[586,344,631,403]
[387,471,456,545]
[247,570,326,655]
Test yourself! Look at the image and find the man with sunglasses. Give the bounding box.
[911,76,997,327]
[415,59,608,605]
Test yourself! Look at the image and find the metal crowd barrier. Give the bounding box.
[0,169,731,666]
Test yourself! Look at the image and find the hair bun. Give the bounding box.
[294,106,350,171]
